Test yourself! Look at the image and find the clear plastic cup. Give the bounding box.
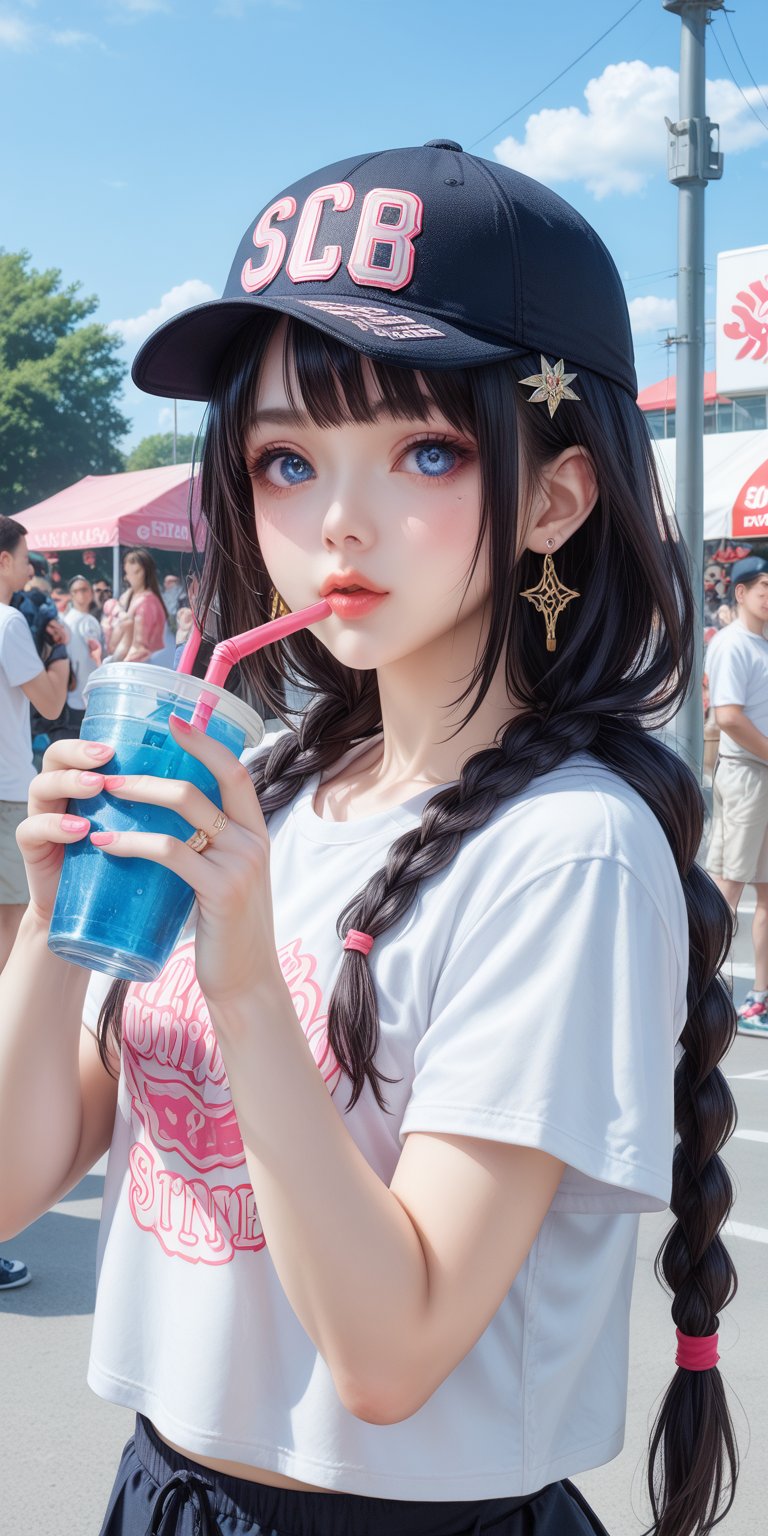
[47,662,264,982]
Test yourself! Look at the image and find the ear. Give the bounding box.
[523,447,598,557]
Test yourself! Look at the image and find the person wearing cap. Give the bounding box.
[0,143,739,1536]
[706,554,768,1034]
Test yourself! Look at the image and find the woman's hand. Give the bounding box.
[15,738,115,924]
[86,715,279,1007]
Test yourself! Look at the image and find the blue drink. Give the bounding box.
[48,663,264,981]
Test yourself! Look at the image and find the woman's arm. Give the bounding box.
[211,982,564,1426]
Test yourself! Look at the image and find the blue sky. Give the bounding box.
[2,0,767,451]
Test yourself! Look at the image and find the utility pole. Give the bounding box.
[663,0,724,783]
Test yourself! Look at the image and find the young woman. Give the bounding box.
[106,547,168,664]
[0,142,738,1536]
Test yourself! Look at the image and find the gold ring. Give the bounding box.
[210,812,229,836]
[186,828,211,854]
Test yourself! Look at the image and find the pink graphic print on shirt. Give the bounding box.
[122,936,341,1264]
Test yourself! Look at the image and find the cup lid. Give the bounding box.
[83,662,265,750]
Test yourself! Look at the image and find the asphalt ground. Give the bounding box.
[1,877,766,1534]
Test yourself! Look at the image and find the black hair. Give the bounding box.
[0,514,26,557]
[97,314,739,1536]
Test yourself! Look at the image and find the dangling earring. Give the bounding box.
[520,539,580,653]
[269,587,291,620]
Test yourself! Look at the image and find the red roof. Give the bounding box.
[637,371,723,411]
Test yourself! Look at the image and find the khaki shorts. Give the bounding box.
[706,757,768,884]
[0,800,30,905]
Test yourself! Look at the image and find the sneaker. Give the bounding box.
[0,1256,31,1291]
[738,999,768,1037]
[737,990,759,1018]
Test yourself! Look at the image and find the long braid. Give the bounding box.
[253,704,740,1536]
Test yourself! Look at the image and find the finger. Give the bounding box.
[16,812,92,860]
[88,828,221,896]
[101,773,226,840]
[28,768,110,816]
[168,714,264,832]
[41,738,115,773]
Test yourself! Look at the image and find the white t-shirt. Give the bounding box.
[65,609,103,711]
[83,734,688,1499]
[0,602,44,801]
[706,618,768,765]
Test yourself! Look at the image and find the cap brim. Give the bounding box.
[131,293,524,400]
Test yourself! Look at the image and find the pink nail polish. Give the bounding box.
[170,714,192,733]
[61,816,90,833]
[90,831,117,847]
[103,775,126,789]
[84,743,112,759]
[79,771,103,786]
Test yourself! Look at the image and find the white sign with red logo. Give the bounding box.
[716,245,768,395]
[732,457,768,537]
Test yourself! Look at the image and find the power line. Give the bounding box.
[723,9,768,123]
[468,0,646,150]
[710,17,768,137]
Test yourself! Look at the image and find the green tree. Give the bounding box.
[0,250,130,514]
[124,432,198,470]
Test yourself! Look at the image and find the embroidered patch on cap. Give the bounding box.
[298,299,445,341]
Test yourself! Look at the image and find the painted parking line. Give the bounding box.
[724,1219,768,1245]
[732,1129,768,1143]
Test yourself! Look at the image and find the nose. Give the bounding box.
[321,484,377,550]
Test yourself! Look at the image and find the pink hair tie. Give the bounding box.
[675,1328,720,1371]
[343,930,374,956]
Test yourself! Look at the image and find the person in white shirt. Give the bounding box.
[0,147,741,1536]
[0,516,69,972]
[705,555,768,1034]
[64,575,103,734]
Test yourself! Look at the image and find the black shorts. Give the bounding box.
[98,1414,610,1535]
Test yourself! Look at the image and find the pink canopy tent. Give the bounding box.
[18,464,201,591]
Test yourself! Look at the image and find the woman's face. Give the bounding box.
[245,324,490,675]
[124,559,144,590]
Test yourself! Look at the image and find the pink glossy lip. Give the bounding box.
[325,590,389,618]
[320,569,387,597]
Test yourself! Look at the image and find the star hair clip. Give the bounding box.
[520,356,579,418]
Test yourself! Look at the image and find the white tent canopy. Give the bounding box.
[652,430,768,541]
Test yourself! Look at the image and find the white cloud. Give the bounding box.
[51,29,103,47]
[215,0,301,13]
[0,15,34,47]
[112,0,170,12]
[628,295,677,335]
[494,60,768,198]
[108,279,218,349]
[0,11,102,48]
[158,402,206,437]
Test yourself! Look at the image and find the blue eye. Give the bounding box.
[407,442,458,478]
[265,452,315,487]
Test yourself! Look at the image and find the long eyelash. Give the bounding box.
[245,444,304,478]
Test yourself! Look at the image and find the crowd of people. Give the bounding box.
[0,522,199,981]
[704,554,768,1037]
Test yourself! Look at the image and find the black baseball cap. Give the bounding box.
[731,557,768,586]
[132,139,637,403]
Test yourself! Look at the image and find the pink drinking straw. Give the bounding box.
[176,617,203,676]
[188,600,332,732]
